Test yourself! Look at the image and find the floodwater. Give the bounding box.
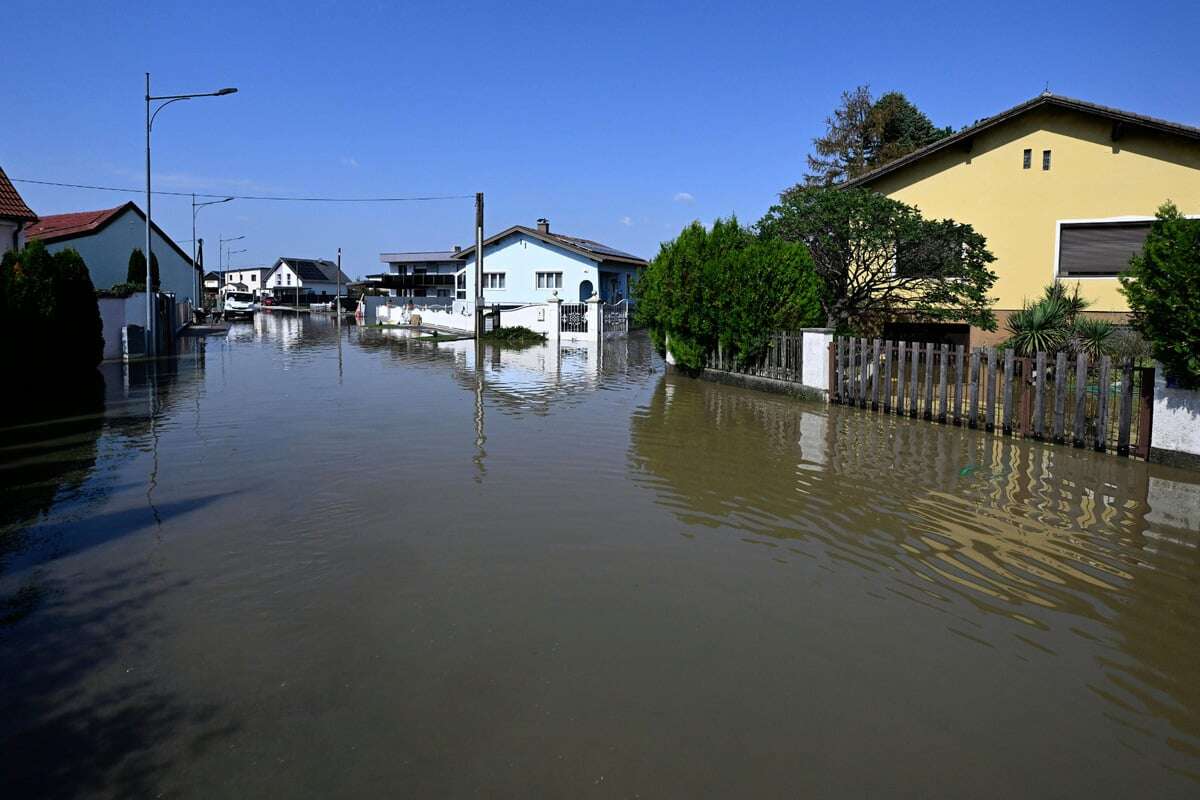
[2,313,1198,799]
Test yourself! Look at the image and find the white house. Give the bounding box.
[455,218,646,306]
[264,257,352,302]
[0,166,37,254]
[223,266,273,296]
[24,201,200,303]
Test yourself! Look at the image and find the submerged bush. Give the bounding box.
[481,325,546,347]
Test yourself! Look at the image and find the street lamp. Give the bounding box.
[219,234,245,271]
[193,195,233,309]
[145,73,237,355]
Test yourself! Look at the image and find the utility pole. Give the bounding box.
[474,192,484,339]
[336,248,342,327]
[145,73,154,356]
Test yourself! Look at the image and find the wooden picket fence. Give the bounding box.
[828,337,1155,459]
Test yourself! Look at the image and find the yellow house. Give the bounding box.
[846,93,1200,347]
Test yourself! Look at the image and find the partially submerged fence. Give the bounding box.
[561,303,588,333]
[602,300,631,334]
[704,331,805,383]
[829,337,1155,459]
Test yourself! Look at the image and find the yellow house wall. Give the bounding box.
[866,106,1200,314]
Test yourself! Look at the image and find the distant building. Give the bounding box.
[223,266,273,296]
[845,93,1200,347]
[264,257,352,302]
[0,166,37,254]
[378,218,648,307]
[24,201,200,303]
[370,249,463,300]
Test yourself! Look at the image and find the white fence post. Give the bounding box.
[546,294,561,347]
[586,293,602,344]
[801,328,834,393]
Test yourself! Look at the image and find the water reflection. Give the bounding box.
[631,373,1200,778]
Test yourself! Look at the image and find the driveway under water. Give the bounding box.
[1,313,1198,798]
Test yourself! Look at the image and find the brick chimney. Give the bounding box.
[536,218,550,234]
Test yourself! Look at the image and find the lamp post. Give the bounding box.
[219,234,245,271]
[146,73,236,355]
[193,195,233,309]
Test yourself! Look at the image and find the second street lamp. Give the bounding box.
[193,195,233,310]
[145,73,237,355]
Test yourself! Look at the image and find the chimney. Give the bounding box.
[536,218,550,234]
[453,245,461,253]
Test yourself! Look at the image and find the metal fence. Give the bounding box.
[561,303,588,333]
[704,331,805,383]
[602,300,630,334]
[830,337,1155,459]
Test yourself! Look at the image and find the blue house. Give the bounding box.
[457,218,647,305]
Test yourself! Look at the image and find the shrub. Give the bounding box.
[1120,202,1200,388]
[127,248,160,291]
[98,282,145,299]
[634,217,824,370]
[480,326,546,347]
[0,241,103,376]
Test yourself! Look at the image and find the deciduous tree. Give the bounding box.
[757,187,997,332]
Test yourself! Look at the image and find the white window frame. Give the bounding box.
[1050,215,1198,281]
[535,271,563,290]
[482,272,506,290]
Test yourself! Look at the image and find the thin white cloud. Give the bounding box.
[619,215,633,227]
[340,157,360,168]
[673,192,695,204]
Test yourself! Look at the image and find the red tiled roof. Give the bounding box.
[24,200,199,270]
[0,166,37,222]
[24,204,126,241]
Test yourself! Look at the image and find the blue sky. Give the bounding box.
[6,0,1198,278]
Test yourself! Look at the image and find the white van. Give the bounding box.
[222,290,257,320]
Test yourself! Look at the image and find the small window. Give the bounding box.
[1042,150,1051,170]
[482,272,505,289]
[1022,149,1031,169]
[536,271,563,289]
[250,274,257,282]
[286,273,292,285]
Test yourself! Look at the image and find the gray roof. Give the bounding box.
[275,257,353,284]
[845,93,1200,188]
[454,225,646,266]
[379,250,461,264]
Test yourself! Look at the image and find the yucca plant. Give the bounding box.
[1072,317,1115,359]
[1006,295,1071,356]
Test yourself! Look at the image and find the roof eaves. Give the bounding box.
[844,93,1200,189]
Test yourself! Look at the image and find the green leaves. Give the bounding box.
[757,186,997,333]
[0,241,103,376]
[1120,202,1200,388]
[634,217,824,371]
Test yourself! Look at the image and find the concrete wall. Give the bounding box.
[41,207,198,303]
[867,105,1200,314]
[1150,372,1200,469]
[97,292,163,360]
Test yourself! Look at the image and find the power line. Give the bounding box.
[11,177,474,203]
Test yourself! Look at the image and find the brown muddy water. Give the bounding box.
[1,313,1198,799]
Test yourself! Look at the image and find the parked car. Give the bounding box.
[222,291,257,320]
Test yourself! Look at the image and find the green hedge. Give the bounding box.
[634,217,824,370]
[0,241,103,375]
